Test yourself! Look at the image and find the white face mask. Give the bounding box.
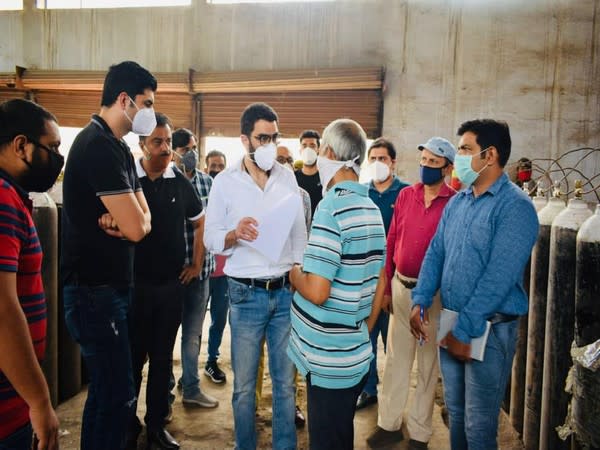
[369,160,390,183]
[252,142,277,171]
[124,96,157,136]
[316,154,361,196]
[302,147,318,166]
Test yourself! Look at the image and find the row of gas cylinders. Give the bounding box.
[30,195,83,408]
[508,194,600,450]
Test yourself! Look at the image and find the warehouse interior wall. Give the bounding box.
[0,0,598,182]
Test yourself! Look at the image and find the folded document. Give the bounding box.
[437,309,491,362]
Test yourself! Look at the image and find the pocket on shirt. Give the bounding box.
[469,221,492,253]
[227,278,251,305]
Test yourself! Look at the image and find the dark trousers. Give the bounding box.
[63,284,135,450]
[0,423,32,450]
[130,279,184,431]
[306,373,368,450]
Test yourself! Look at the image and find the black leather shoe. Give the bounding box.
[356,391,378,410]
[147,428,180,450]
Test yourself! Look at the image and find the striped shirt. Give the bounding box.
[287,181,386,389]
[0,170,46,439]
[183,169,215,280]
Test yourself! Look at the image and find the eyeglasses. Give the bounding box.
[177,146,197,154]
[27,137,60,155]
[252,133,281,145]
[276,156,294,165]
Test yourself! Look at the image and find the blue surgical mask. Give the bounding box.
[454,149,489,186]
[419,165,444,185]
[182,150,198,172]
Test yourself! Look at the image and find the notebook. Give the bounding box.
[437,309,492,361]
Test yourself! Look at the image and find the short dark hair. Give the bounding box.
[457,119,511,167]
[368,137,397,160]
[299,129,321,147]
[0,99,57,148]
[101,61,157,107]
[206,149,226,165]
[139,112,172,143]
[172,128,195,149]
[240,103,278,137]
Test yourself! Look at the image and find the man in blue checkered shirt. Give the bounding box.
[171,128,219,409]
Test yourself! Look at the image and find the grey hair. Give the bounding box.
[321,118,367,165]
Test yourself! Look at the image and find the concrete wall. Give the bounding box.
[1,0,599,183]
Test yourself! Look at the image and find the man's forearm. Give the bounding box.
[223,229,238,250]
[0,294,52,411]
[192,225,206,270]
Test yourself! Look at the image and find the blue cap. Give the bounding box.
[418,137,456,164]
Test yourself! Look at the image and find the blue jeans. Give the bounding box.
[179,277,210,398]
[0,423,32,450]
[63,284,135,450]
[364,311,389,396]
[307,373,368,450]
[207,275,230,363]
[228,278,296,450]
[440,320,518,450]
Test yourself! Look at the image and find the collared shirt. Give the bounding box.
[61,114,142,286]
[412,173,539,344]
[384,182,455,294]
[204,159,307,278]
[0,170,46,439]
[367,176,409,234]
[287,181,386,389]
[134,159,203,282]
[184,169,215,280]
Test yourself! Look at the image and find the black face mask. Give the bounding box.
[209,170,220,179]
[21,139,65,192]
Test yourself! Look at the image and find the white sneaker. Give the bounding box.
[182,391,219,408]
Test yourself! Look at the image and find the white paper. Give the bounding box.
[240,192,302,262]
[437,309,491,361]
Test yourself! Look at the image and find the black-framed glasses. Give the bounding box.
[27,137,60,155]
[252,133,281,145]
[276,156,294,165]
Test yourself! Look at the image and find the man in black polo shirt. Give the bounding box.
[61,61,156,450]
[128,113,204,450]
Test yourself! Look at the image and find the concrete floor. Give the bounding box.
[56,317,524,450]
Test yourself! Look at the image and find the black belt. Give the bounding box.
[230,274,289,291]
[488,313,519,324]
[400,279,417,289]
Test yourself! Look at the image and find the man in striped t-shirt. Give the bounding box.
[0,99,63,450]
[288,118,386,450]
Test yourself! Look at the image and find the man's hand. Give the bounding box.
[289,264,302,293]
[381,294,393,314]
[440,331,472,362]
[98,213,124,238]
[179,264,201,285]
[29,401,59,450]
[235,217,259,242]
[409,305,429,343]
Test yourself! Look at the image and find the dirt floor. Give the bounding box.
[56,317,524,450]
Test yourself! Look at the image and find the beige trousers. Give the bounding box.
[377,272,441,443]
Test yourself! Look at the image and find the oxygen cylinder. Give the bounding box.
[523,195,565,450]
[510,192,549,435]
[31,192,59,407]
[571,204,600,448]
[540,196,592,450]
[56,204,81,402]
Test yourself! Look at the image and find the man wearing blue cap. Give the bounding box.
[367,137,456,450]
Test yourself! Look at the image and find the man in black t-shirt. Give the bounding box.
[294,129,322,217]
[61,61,156,450]
[127,113,204,450]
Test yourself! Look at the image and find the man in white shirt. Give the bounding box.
[204,102,307,450]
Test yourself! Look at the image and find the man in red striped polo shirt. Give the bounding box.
[0,99,63,450]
